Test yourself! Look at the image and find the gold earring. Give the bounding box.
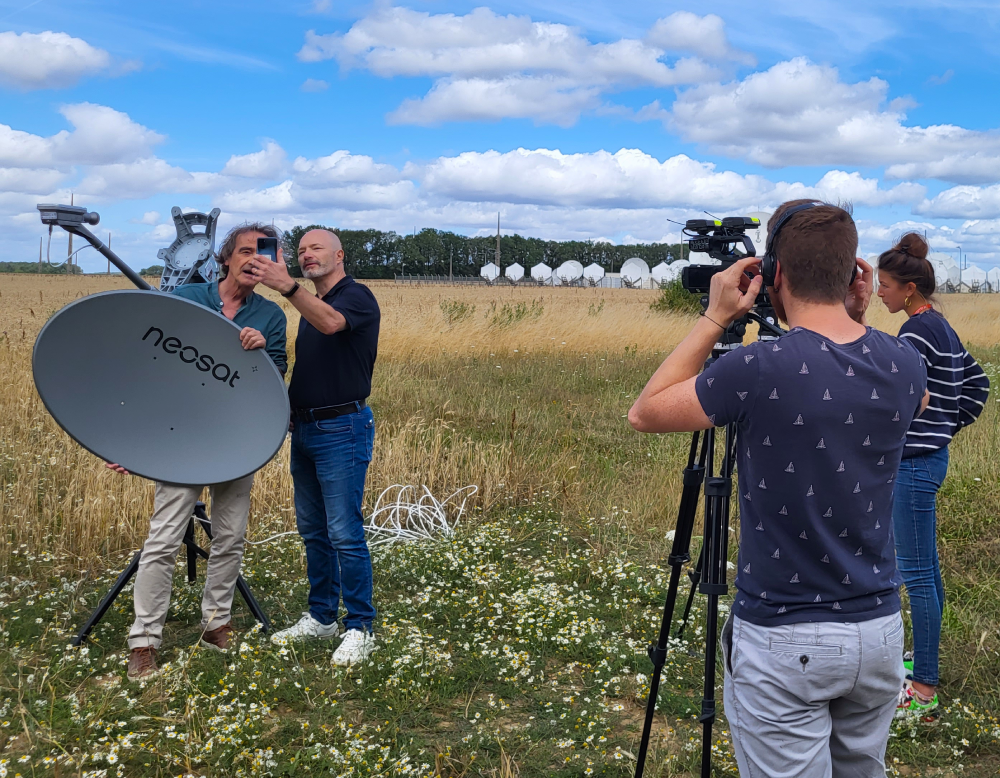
[904,296,910,308]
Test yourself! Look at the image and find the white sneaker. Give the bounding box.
[331,629,376,666]
[270,612,339,644]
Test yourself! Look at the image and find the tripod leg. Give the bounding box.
[184,518,198,583]
[676,545,704,641]
[697,423,738,778]
[634,431,709,778]
[73,550,142,646]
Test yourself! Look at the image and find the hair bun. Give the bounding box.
[895,232,929,260]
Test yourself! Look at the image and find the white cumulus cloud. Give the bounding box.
[647,12,756,65]
[0,31,112,90]
[670,57,1000,181]
[222,141,287,179]
[298,6,734,126]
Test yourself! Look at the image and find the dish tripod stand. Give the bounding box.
[72,501,270,646]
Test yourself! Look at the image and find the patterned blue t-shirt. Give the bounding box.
[695,326,927,626]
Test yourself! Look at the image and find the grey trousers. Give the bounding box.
[128,476,254,649]
[722,611,905,778]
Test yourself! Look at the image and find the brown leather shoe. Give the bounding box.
[201,622,235,652]
[127,647,159,681]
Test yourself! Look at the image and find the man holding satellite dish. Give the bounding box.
[629,202,930,777]
[249,229,381,667]
[109,223,288,681]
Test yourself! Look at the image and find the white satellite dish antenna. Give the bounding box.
[964,264,987,290]
[530,262,552,285]
[556,260,584,285]
[583,262,605,286]
[651,261,674,286]
[480,262,500,284]
[986,266,1000,292]
[620,257,650,288]
[745,211,773,257]
[505,262,524,283]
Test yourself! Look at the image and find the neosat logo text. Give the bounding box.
[142,326,243,387]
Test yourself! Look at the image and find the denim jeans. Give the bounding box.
[893,446,949,687]
[290,406,375,633]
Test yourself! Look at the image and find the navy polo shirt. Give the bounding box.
[288,275,380,409]
[695,326,927,626]
[171,281,287,373]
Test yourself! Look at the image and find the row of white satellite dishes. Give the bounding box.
[480,206,1000,291]
[481,257,705,287]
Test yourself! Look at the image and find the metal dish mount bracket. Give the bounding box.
[157,207,222,292]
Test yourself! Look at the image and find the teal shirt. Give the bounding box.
[171,282,288,373]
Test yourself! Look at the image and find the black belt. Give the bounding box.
[291,400,366,422]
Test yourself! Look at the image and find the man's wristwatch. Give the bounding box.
[281,282,300,298]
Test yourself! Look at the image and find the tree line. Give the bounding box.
[280,226,684,279]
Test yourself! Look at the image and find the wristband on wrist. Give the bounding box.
[701,311,726,330]
[281,282,300,298]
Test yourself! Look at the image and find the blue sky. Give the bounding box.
[3,0,1000,273]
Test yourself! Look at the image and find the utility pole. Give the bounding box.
[107,233,112,275]
[38,236,42,271]
[495,212,501,272]
[449,245,453,283]
[67,192,74,266]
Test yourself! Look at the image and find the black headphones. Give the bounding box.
[760,201,857,288]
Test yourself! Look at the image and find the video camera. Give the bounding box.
[680,216,759,294]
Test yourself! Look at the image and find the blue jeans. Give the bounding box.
[893,446,949,687]
[290,406,375,632]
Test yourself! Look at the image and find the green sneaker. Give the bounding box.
[902,651,914,674]
[896,684,939,722]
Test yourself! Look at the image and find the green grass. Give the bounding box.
[2,348,999,776]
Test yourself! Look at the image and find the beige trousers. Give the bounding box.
[128,475,253,649]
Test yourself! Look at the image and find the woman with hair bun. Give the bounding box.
[876,233,990,721]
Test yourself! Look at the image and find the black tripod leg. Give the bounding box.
[676,545,704,641]
[697,423,738,778]
[234,576,271,632]
[184,518,198,584]
[73,550,142,646]
[634,430,709,778]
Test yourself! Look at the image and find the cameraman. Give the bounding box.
[629,201,929,777]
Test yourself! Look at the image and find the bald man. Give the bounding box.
[250,229,380,666]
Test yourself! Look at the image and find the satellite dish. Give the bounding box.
[556,260,584,285]
[530,262,552,284]
[33,291,289,485]
[620,257,650,288]
[505,262,524,283]
[745,211,773,256]
[480,262,500,284]
[651,261,674,286]
[583,263,605,285]
[986,266,1000,292]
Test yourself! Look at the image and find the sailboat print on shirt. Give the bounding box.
[769,388,779,399]
[772,343,782,351]
[800,362,809,374]
[862,344,871,354]
[706,377,715,387]
[820,342,830,351]
[845,413,854,424]
[806,485,815,496]
[785,462,795,473]
[822,389,832,400]
[794,414,804,425]
[836,461,845,472]
[846,365,855,376]
[891,362,899,373]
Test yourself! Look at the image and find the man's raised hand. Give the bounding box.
[845,257,873,324]
[248,249,296,295]
[705,256,764,328]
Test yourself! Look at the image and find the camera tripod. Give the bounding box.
[634,308,783,778]
[72,501,271,646]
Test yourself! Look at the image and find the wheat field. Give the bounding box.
[1,274,998,572]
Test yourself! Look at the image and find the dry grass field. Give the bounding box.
[1,273,999,777]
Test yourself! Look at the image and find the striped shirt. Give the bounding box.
[898,309,989,458]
